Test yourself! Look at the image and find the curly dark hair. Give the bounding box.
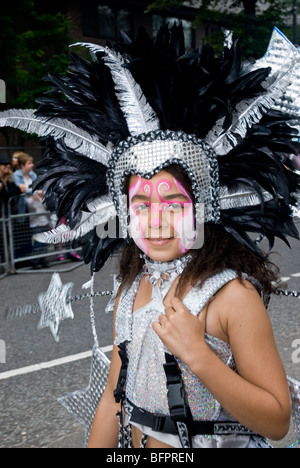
[118,164,281,299]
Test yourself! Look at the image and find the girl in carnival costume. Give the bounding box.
[1,25,300,448]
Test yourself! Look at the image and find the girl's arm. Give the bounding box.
[153,280,291,441]
[87,295,122,448]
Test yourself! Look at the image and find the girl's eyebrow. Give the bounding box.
[131,193,190,203]
[130,194,149,203]
[163,193,189,201]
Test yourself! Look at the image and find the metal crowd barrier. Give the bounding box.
[0,201,9,278]
[2,196,83,275]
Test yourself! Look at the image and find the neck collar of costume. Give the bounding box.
[142,253,192,288]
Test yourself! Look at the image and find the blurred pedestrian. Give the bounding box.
[13,152,37,216]
[26,189,50,269]
[0,153,26,205]
[12,153,38,262]
[0,153,26,266]
[11,151,24,172]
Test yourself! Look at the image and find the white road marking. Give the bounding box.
[0,345,113,381]
[281,273,300,282]
[1,273,299,381]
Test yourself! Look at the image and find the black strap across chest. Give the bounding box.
[114,343,257,448]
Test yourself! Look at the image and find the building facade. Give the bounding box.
[66,0,205,48]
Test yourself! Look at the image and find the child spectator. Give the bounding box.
[13,152,49,268]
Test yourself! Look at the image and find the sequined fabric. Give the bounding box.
[114,263,246,421]
[107,130,220,224]
[288,376,300,444]
[177,338,236,421]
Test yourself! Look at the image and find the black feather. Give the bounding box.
[36,53,130,145]
[72,228,125,273]
[115,25,271,137]
[33,139,108,228]
[221,199,300,258]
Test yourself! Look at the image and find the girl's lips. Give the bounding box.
[146,238,174,247]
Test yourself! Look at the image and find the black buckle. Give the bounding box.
[163,354,193,448]
[152,414,166,432]
[168,383,189,421]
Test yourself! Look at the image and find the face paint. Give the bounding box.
[129,177,150,255]
[156,179,173,201]
[173,178,199,254]
[151,179,173,229]
[129,173,199,256]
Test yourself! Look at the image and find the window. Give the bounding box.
[97,5,115,38]
[153,15,194,49]
[81,1,131,40]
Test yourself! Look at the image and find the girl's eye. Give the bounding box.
[134,203,150,213]
[165,203,184,212]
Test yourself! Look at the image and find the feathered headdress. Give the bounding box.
[0,25,299,271]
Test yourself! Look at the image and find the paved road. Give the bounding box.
[0,223,299,448]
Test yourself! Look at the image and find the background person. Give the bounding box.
[0,153,26,204]
[12,153,38,261]
[11,151,24,172]
[0,153,26,266]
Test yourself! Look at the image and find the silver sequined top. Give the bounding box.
[114,267,255,422]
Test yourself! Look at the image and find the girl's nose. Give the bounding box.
[150,203,161,228]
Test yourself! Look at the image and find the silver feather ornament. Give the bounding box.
[219,187,273,210]
[256,27,300,120]
[206,28,300,157]
[0,109,111,166]
[33,196,117,244]
[207,66,295,156]
[72,42,160,136]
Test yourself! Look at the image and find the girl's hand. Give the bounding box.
[152,297,210,369]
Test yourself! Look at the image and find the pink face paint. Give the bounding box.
[141,181,153,199]
[151,203,161,228]
[156,179,173,202]
[150,179,173,229]
[173,178,198,254]
[129,177,153,255]
[129,175,199,256]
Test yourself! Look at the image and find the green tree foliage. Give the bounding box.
[147,0,294,58]
[0,0,70,108]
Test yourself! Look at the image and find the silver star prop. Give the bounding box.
[58,346,110,446]
[288,376,300,448]
[38,273,74,342]
[5,274,114,342]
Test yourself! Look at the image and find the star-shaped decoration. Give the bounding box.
[58,346,110,446]
[38,273,74,342]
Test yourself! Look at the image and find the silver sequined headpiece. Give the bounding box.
[107,130,220,223]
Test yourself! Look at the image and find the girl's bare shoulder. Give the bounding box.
[208,278,268,341]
